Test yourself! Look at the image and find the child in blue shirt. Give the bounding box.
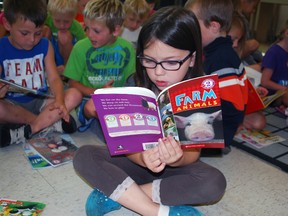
[0,0,82,147]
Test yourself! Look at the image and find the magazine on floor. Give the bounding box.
[26,133,78,167]
[0,198,46,215]
[23,143,51,169]
[235,128,286,148]
[92,74,224,156]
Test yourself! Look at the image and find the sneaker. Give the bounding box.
[169,205,203,216]
[0,124,31,147]
[85,189,121,216]
[221,146,231,155]
[61,114,77,133]
[50,115,77,134]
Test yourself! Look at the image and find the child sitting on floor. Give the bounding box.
[0,0,82,147]
[120,0,150,48]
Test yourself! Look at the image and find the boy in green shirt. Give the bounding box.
[64,0,136,135]
[45,0,86,76]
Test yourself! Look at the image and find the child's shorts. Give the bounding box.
[5,97,47,115]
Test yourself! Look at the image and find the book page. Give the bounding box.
[262,89,287,107]
[92,87,163,155]
[158,74,224,149]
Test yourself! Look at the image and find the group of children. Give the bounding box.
[0,0,287,215]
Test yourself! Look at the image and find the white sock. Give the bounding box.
[158,205,169,216]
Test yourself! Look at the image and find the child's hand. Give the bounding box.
[142,147,166,173]
[49,99,69,122]
[158,135,183,166]
[0,83,8,98]
[256,86,268,98]
[103,80,114,88]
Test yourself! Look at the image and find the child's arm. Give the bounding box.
[261,68,287,91]
[44,41,69,122]
[68,79,95,96]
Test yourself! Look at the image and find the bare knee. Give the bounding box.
[243,112,266,130]
[64,88,82,111]
[84,99,97,118]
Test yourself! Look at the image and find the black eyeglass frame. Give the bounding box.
[137,52,192,71]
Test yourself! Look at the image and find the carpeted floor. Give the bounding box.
[232,107,288,172]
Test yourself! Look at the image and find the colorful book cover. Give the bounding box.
[92,74,224,156]
[23,144,51,169]
[27,133,78,167]
[0,198,45,216]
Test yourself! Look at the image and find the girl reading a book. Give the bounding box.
[261,20,288,114]
[73,6,226,216]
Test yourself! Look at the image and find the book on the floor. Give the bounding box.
[0,78,54,98]
[0,198,46,215]
[23,144,51,169]
[27,133,78,167]
[245,79,287,114]
[92,74,224,156]
[235,128,286,148]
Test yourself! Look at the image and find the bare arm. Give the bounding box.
[261,68,287,91]
[44,41,69,121]
[68,79,95,97]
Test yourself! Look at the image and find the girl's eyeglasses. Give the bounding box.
[137,52,192,71]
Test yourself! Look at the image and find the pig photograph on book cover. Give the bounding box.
[92,74,224,156]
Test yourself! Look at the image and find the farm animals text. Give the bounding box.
[174,89,218,112]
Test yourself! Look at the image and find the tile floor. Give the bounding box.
[1,117,288,216]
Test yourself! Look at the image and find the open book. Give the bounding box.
[0,78,54,98]
[235,128,286,148]
[27,133,78,167]
[245,79,287,114]
[92,74,224,156]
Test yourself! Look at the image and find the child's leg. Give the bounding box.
[74,145,160,216]
[0,88,82,146]
[0,100,36,124]
[118,183,160,216]
[29,88,82,134]
[83,98,98,119]
[282,92,288,107]
[243,111,266,130]
[73,146,213,216]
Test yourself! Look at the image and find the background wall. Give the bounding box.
[253,0,288,44]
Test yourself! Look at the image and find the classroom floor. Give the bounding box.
[1,114,287,216]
